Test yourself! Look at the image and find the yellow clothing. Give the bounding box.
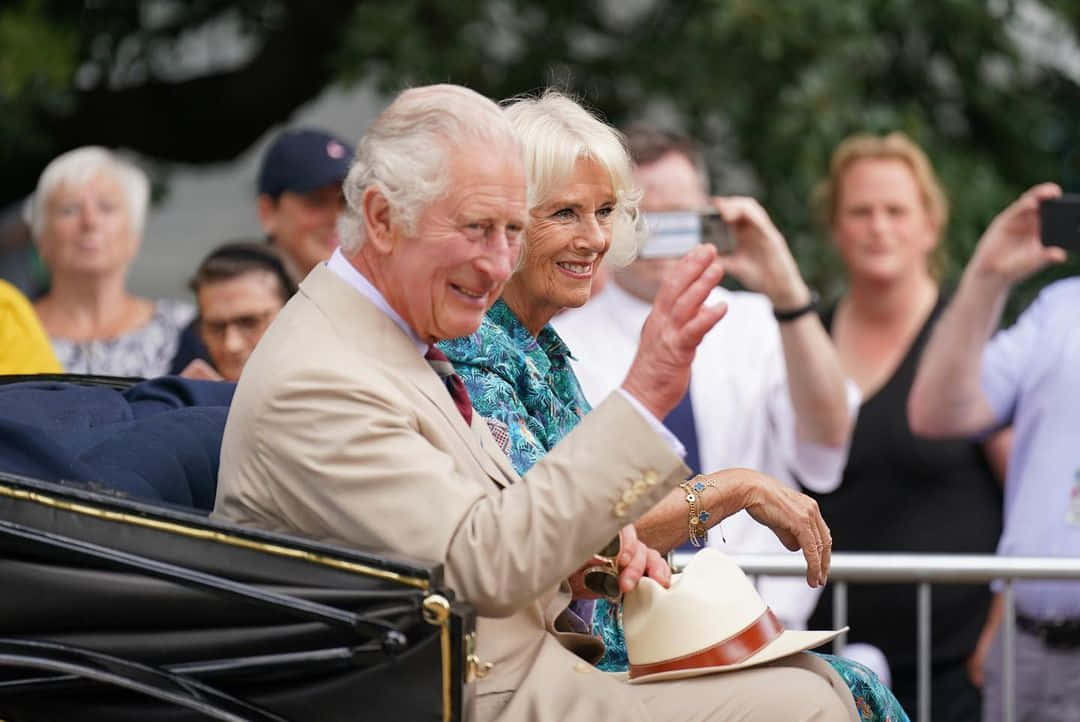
[0,279,61,374]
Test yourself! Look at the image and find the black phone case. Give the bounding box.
[1040,194,1080,253]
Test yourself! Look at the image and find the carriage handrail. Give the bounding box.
[671,551,1080,581]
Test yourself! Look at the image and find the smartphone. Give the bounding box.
[1040,194,1080,254]
[640,211,735,258]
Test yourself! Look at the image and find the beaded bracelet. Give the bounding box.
[678,476,726,547]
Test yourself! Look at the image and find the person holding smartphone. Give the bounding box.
[909,182,1080,722]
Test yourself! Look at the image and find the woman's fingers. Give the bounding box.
[652,244,718,314]
[814,508,833,585]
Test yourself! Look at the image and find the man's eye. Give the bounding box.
[236,316,261,331]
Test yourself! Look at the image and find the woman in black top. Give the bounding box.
[807,132,1006,720]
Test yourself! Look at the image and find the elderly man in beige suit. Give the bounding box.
[215,84,857,721]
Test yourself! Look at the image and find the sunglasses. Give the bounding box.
[582,536,622,601]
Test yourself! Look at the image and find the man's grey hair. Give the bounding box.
[337,84,522,254]
[25,146,150,239]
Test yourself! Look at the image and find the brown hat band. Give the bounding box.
[628,608,785,679]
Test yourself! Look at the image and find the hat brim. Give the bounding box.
[623,626,848,684]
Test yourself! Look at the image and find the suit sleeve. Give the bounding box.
[240,366,688,618]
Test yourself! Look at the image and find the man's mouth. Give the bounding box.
[450,283,488,301]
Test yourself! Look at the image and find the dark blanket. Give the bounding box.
[0,377,235,511]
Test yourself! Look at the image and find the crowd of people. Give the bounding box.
[1,82,1077,722]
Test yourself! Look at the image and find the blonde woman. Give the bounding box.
[807,132,1005,718]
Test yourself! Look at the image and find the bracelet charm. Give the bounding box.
[679,477,725,547]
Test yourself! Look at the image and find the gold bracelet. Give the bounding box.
[678,476,726,547]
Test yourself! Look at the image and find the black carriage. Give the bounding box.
[0,375,477,721]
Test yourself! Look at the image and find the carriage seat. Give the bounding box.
[0,376,234,511]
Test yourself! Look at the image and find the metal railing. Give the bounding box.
[671,551,1080,722]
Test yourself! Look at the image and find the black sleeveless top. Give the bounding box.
[808,294,1002,675]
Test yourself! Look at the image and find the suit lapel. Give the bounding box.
[301,265,518,489]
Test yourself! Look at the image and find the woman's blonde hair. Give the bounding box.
[501,90,644,267]
[814,131,949,277]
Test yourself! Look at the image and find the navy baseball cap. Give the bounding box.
[257,128,354,197]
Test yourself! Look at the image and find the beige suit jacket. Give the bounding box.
[215,264,693,720]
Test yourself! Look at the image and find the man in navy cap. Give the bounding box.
[173,128,353,376]
[257,127,354,279]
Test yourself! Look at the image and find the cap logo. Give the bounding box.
[326,141,345,159]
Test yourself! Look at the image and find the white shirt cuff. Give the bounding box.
[616,388,687,459]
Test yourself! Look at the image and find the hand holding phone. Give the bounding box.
[1040,194,1080,254]
[640,211,734,259]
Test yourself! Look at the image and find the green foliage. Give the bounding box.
[0,0,78,163]
[333,0,1080,316]
[3,0,1078,315]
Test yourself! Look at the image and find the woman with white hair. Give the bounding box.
[439,91,905,720]
[28,147,194,377]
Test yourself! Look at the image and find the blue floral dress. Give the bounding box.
[439,299,908,721]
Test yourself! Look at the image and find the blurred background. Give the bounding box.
[2,0,1078,311]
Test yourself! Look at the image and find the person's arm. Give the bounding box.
[909,183,1065,437]
[0,280,62,374]
[634,467,833,587]
[237,370,687,619]
[982,427,1013,485]
[713,197,852,447]
[968,592,1004,687]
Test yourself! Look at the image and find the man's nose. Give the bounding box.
[223,325,247,353]
[869,209,889,235]
[475,240,515,283]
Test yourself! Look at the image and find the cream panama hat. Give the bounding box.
[622,548,846,683]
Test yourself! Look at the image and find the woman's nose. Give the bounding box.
[576,215,607,252]
[869,208,889,235]
[79,201,101,229]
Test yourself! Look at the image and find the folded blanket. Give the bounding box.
[0,377,235,511]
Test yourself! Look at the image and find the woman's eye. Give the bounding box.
[553,208,576,220]
[596,205,614,220]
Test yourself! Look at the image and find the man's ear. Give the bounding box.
[256,194,278,235]
[362,187,395,254]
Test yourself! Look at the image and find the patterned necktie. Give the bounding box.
[424,346,474,425]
